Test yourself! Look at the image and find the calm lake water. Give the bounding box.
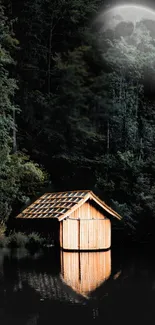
[0,246,155,324]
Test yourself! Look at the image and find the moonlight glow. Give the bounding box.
[93,3,155,68]
[95,4,155,31]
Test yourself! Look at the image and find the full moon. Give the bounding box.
[93,4,155,69]
[96,4,155,32]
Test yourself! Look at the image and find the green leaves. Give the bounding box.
[0,152,48,221]
[0,1,48,222]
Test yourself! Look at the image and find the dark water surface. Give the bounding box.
[0,246,155,324]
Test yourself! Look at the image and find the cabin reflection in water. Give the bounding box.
[60,250,111,298]
[16,251,111,303]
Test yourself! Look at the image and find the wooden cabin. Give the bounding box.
[16,190,122,250]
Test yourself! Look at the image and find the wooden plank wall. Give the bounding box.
[59,201,111,250]
[80,219,110,250]
[62,219,78,250]
[60,250,111,297]
[71,201,105,219]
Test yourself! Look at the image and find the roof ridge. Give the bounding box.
[41,190,91,196]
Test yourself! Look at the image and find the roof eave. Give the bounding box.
[89,192,122,220]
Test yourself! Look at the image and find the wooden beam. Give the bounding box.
[62,220,64,248]
[78,219,80,250]
[89,192,122,220]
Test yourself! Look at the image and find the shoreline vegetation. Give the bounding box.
[0,222,153,251]
[0,222,50,250]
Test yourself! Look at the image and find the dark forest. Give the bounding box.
[1,0,155,243]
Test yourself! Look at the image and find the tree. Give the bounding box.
[0,1,48,222]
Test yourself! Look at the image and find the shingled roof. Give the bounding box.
[16,190,122,221]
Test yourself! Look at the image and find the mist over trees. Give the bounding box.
[1,0,155,242]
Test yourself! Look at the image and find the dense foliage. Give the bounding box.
[0,1,47,223]
[1,0,155,242]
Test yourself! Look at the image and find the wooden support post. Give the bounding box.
[78,252,81,282]
[62,221,63,249]
[78,219,80,250]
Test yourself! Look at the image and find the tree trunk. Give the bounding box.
[135,81,139,155]
[8,1,17,153]
[12,108,17,153]
[139,137,143,161]
[107,120,110,154]
[123,81,127,151]
[48,22,53,94]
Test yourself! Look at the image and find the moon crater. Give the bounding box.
[94,5,155,42]
[93,4,155,70]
